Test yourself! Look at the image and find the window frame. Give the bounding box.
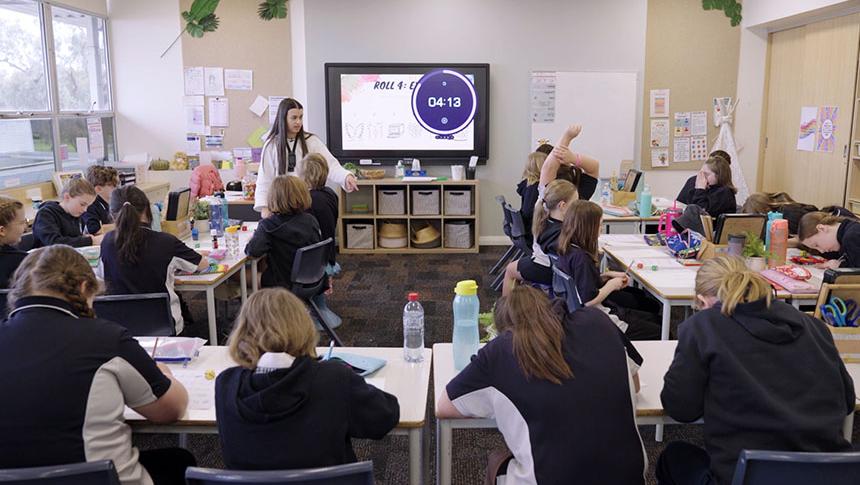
[0,0,117,176]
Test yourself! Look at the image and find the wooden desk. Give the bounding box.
[127,346,433,485]
[433,341,859,485]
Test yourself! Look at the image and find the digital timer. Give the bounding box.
[411,69,477,136]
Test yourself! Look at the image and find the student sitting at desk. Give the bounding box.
[658,256,854,485]
[676,156,737,221]
[100,186,208,335]
[676,149,731,203]
[215,288,399,470]
[437,286,646,485]
[33,178,103,248]
[798,211,860,269]
[0,196,28,289]
[0,245,195,485]
[82,165,119,235]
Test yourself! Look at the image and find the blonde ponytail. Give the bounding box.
[532,179,577,236]
[695,256,772,316]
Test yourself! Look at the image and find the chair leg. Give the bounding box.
[491,269,506,292]
[308,298,344,347]
[489,245,515,275]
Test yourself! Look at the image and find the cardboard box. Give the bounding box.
[161,219,191,240]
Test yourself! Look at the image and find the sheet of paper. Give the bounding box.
[173,369,215,410]
[247,125,269,148]
[690,136,708,161]
[75,137,89,163]
[249,95,268,117]
[185,106,205,134]
[183,95,204,107]
[208,97,229,127]
[268,96,287,124]
[651,148,669,167]
[673,137,691,163]
[674,112,691,137]
[530,71,557,122]
[641,270,697,289]
[691,111,707,136]
[224,69,253,90]
[233,147,252,160]
[816,106,839,153]
[185,135,201,156]
[203,67,224,96]
[797,106,817,152]
[650,89,669,118]
[649,119,669,147]
[184,67,204,95]
[86,117,104,159]
[205,134,224,148]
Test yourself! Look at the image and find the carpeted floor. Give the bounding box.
[137,246,860,484]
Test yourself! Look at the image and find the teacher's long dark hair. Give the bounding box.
[267,98,313,174]
[109,185,153,265]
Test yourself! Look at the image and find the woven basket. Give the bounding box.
[412,189,440,215]
[378,190,406,215]
[444,221,473,249]
[346,223,374,249]
[444,190,472,216]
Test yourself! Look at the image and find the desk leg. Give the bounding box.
[408,427,424,485]
[792,298,801,310]
[178,433,188,448]
[251,259,259,293]
[661,299,671,340]
[844,412,855,442]
[436,420,452,485]
[206,287,218,345]
[605,223,612,234]
[240,264,248,304]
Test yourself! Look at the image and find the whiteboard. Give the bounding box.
[531,71,637,178]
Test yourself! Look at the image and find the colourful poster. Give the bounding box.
[797,106,817,152]
[815,106,838,153]
[690,136,708,161]
[651,148,669,167]
[674,112,691,137]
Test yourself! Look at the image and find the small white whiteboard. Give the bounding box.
[530,71,638,178]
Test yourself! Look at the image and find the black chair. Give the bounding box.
[489,196,518,276]
[730,449,860,485]
[93,293,174,336]
[548,254,585,312]
[0,460,121,484]
[291,238,342,347]
[186,461,374,484]
[491,196,533,291]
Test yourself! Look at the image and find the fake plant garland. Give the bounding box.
[702,0,743,27]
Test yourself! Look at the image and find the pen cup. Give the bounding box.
[451,165,465,181]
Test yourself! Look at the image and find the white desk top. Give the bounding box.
[126,345,433,428]
[174,222,258,286]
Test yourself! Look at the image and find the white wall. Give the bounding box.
[56,0,108,16]
[108,0,185,160]
[301,0,648,240]
[744,0,860,29]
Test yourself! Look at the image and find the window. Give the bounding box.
[0,1,115,188]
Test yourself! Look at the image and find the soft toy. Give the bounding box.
[190,164,224,199]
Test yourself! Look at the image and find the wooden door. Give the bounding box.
[760,14,860,207]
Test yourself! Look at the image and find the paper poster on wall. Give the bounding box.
[690,136,708,161]
[249,95,268,117]
[650,119,669,147]
[673,136,691,163]
[691,111,708,136]
[815,106,838,153]
[185,106,205,134]
[184,67,204,95]
[530,71,557,123]
[183,95,204,107]
[208,97,229,127]
[674,112,691,137]
[268,96,287,125]
[650,89,670,118]
[232,147,253,161]
[224,69,253,91]
[203,67,224,96]
[651,148,669,167]
[185,135,201,156]
[86,117,104,159]
[797,106,817,152]
[205,135,224,148]
[247,125,268,148]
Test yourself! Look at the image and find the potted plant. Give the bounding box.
[192,199,211,233]
[742,231,769,271]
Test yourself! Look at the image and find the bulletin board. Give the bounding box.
[179,0,292,151]
[640,0,741,171]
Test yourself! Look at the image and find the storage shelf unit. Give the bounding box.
[338,178,480,254]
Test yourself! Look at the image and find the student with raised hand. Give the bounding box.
[538,124,601,201]
[798,211,860,269]
[437,285,646,485]
[0,245,195,485]
[82,165,120,235]
[215,288,399,470]
[676,156,737,220]
[255,98,358,218]
[100,186,208,335]
[0,196,28,288]
[33,178,103,248]
[658,255,854,485]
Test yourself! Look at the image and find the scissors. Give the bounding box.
[820,297,860,327]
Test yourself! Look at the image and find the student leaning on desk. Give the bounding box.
[0,245,195,485]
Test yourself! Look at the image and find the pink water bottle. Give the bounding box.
[769,219,788,267]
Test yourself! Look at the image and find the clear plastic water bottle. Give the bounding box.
[600,181,611,206]
[208,197,223,237]
[453,280,479,370]
[403,292,424,363]
[638,185,652,217]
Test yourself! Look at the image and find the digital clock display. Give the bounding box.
[427,97,462,108]
[411,69,477,136]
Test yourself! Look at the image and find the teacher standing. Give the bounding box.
[255,98,358,217]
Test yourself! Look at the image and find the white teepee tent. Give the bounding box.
[711,97,750,205]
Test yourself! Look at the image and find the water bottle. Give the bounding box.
[150,202,162,232]
[769,219,789,267]
[638,185,652,217]
[217,192,229,233]
[600,181,611,206]
[403,292,424,363]
[452,280,480,370]
[765,211,783,254]
[395,160,405,178]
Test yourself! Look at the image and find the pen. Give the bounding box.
[150,337,160,359]
[325,341,335,360]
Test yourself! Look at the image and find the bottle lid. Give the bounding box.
[454,280,478,296]
[407,292,419,301]
[210,229,218,236]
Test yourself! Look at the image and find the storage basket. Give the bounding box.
[444,190,472,216]
[444,221,473,249]
[378,189,406,215]
[346,223,374,249]
[412,189,440,215]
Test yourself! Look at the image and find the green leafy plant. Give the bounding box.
[258,0,288,20]
[742,231,769,258]
[479,310,496,343]
[702,0,742,27]
[193,199,210,220]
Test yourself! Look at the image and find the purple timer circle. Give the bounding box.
[411,69,477,136]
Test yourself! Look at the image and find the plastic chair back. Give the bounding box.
[548,255,584,312]
[289,238,333,299]
[0,460,120,484]
[186,461,374,484]
[93,293,174,336]
[731,449,860,485]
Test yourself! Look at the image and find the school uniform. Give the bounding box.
[82,194,111,235]
[677,183,737,221]
[245,212,322,288]
[32,201,93,248]
[516,217,562,285]
[308,187,339,266]
[658,299,855,485]
[100,227,203,334]
[575,173,599,201]
[215,352,399,470]
[832,219,860,268]
[447,303,647,485]
[0,244,27,289]
[779,202,820,234]
[516,180,540,236]
[0,296,183,485]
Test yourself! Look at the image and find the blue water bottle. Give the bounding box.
[453,280,480,371]
[638,185,652,217]
[765,211,783,253]
[208,197,224,237]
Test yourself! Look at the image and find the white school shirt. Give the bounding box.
[254,134,352,211]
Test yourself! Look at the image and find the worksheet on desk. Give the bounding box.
[173,369,215,410]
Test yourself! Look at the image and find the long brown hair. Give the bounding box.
[557,200,603,262]
[798,211,843,241]
[532,179,577,236]
[9,245,101,318]
[266,98,313,174]
[0,196,24,227]
[695,256,772,315]
[494,286,572,384]
[705,156,737,194]
[109,186,153,265]
[522,151,546,185]
[741,192,798,215]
